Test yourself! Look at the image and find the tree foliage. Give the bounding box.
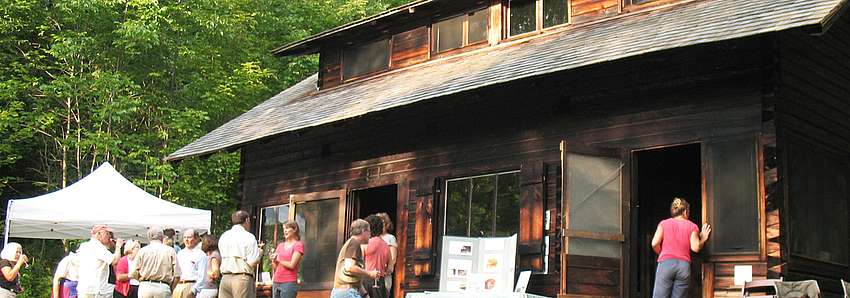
[0,0,413,296]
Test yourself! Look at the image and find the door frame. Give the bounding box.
[627,141,706,298]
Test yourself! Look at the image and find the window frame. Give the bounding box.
[505,0,571,39]
[432,7,491,54]
[441,170,522,237]
[257,203,292,281]
[258,190,348,290]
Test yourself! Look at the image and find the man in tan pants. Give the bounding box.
[218,211,260,298]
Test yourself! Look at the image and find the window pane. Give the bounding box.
[445,180,471,236]
[567,153,623,234]
[566,153,623,259]
[706,138,759,254]
[434,16,464,52]
[543,0,567,28]
[469,176,496,237]
[568,238,621,258]
[495,172,520,237]
[260,205,289,274]
[343,39,389,79]
[296,199,339,286]
[468,8,489,44]
[445,172,521,238]
[510,0,536,36]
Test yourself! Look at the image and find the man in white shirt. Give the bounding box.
[77,224,125,298]
[218,210,261,298]
[173,229,206,298]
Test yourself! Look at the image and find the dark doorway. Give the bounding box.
[350,184,398,297]
[351,184,398,222]
[631,143,702,298]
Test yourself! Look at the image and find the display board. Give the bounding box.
[439,235,517,293]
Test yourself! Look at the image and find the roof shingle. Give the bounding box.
[167,0,846,161]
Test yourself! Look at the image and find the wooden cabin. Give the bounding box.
[167,0,850,297]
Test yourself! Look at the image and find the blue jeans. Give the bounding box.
[652,259,690,298]
[330,288,361,298]
[272,282,297,298]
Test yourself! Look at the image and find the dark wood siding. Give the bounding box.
[392,26,430,69]
[242,37,772,298]
[776,15,850,297]
[319,48,342,89]
[571,0,620,24]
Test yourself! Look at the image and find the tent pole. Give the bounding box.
[3,200,11,246]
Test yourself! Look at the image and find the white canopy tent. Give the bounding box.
[3,162,211,243]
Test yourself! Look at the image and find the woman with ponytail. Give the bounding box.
[650,198,711,298]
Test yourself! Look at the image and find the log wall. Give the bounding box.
[243,37,774,297]
[774,14,850,298]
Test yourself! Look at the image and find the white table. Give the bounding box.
[406,292,550,298]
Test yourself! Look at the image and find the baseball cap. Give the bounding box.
[91,224,114,235]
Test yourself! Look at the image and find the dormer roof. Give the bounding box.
[272,0,486,56]
[167,0,848,161]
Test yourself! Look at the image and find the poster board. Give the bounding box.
[439,235,517,294]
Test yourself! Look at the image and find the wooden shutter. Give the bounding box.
[410,177,440,276]
[519,161,547,271]
[319,48,342,89]
[391,26,430,69]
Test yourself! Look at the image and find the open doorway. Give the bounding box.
[351,184,398,221]
[631,143,702,298]
[350,184,399,296]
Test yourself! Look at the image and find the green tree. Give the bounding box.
[1,0,415,296]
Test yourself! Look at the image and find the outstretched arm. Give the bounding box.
[690,223,711,253]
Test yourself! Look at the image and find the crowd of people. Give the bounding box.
[0,197,711,298]
[330,213,397,298]
[0,209,399,298]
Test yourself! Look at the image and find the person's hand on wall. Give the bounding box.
[699,223,711,241]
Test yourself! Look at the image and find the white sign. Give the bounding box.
[515,271,531,293]
[733,265,753,286]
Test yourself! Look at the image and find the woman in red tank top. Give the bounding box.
[650,198,711,298]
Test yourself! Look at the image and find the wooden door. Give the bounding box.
[560,140,626,297]
[288,190,348,296]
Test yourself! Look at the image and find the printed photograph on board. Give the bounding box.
[482,253,502,272]
[449,241,474,256]
[447,259,472,277]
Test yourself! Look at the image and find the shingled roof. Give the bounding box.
[167,0,847,161]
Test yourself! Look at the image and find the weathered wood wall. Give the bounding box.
[571,0,620,24]
[242,36,774,298]
[774,14,850,298]
[391,26,431,69]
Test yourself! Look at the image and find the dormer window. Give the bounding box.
[342,38,390,80]
[433,8,490,53]
[508,0,568,36]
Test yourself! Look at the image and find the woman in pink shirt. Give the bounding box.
[270,220,304,298]
[650,198,711,298]
[113,240,139,298]
[363,215,390,298]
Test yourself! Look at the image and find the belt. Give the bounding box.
[140,280,170,284]
[178,280,196,284]
[222,272,253,277]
